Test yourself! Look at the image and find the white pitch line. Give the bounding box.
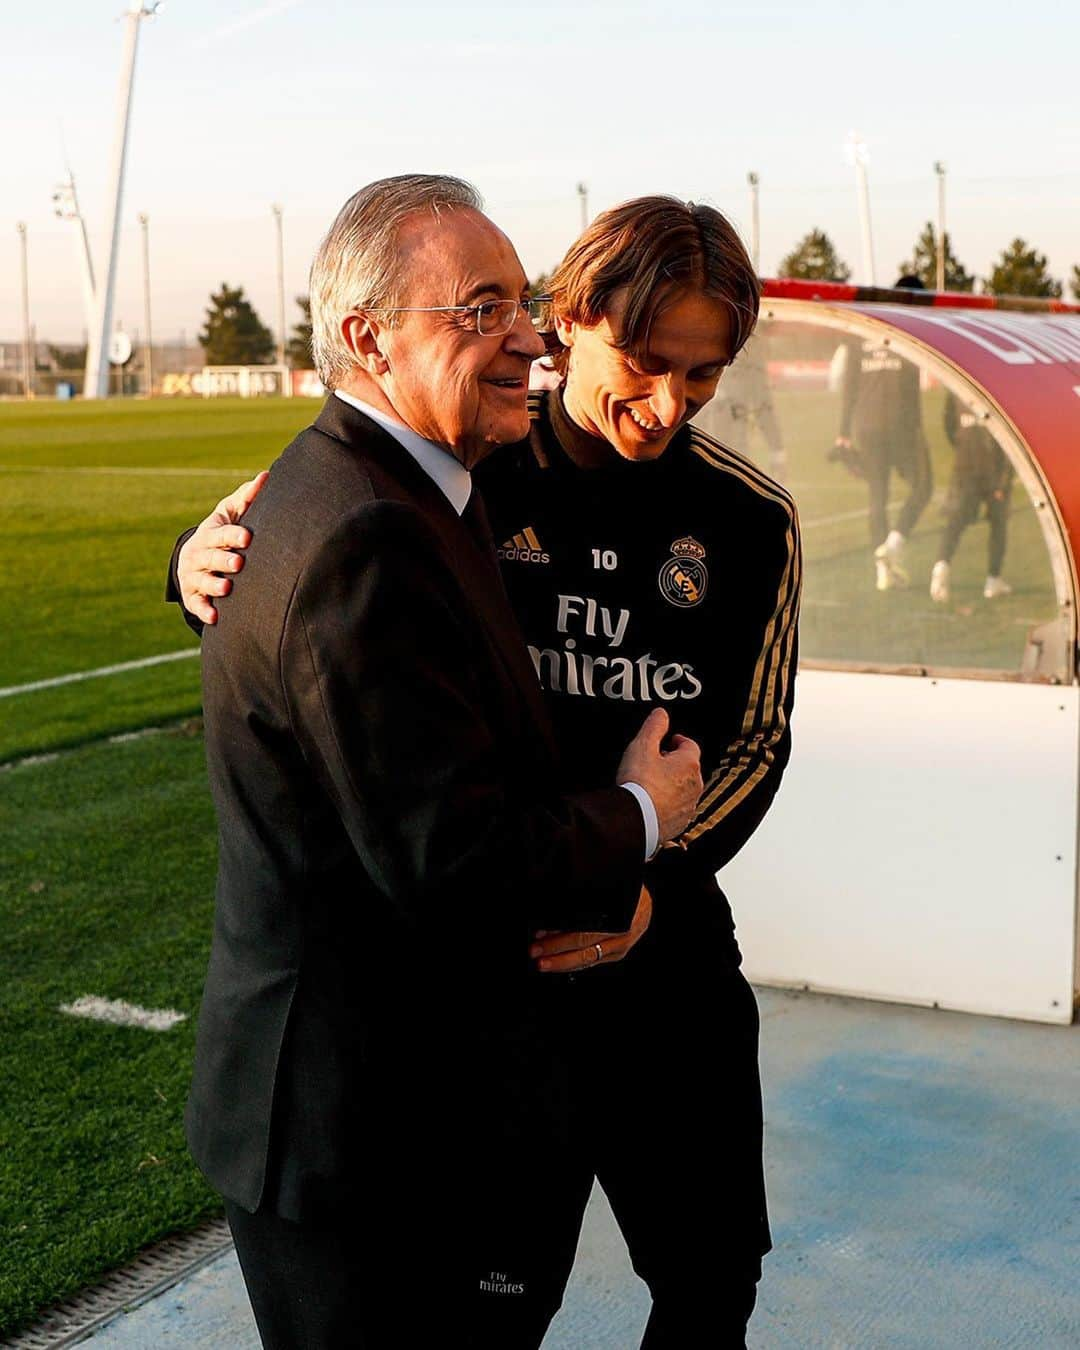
[800,501,897,530]
[801,490,946,532]
[108,726,167,745]
[60,995,187,1032]
[0,464,260,478]
[0,649,198,700]
[0,751,60,773]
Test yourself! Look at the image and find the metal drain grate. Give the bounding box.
[1,1217,233,1349]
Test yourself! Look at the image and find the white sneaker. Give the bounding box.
[873,531,908,588]
[983,575,1012,600]
[929,560,950,604]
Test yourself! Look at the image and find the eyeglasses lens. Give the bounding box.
[476,300,515,336]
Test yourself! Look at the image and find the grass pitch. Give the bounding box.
[0,397,317,1335]
[0,398,319,763]
[0,726,218,1334]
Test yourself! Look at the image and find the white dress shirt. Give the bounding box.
[335,390,471,514]
[333,389,658,861]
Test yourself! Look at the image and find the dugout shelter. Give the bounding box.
[694,282,1080,1024]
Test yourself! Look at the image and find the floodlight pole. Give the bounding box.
[17,222,33,399]
[847,132,876,285]
[84,2,158,400]
[577,182,589,232]
[747,172,761,273]
[53,175,97,334]
[934,160,947,292]
[272,203,285,367]
[139,212,153,395]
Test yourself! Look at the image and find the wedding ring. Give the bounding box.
[593,942,603,964]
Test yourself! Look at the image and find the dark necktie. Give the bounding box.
[462,485,497,559]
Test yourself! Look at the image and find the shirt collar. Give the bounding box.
[334,390,472,516]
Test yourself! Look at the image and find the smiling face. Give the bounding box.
[374,208,543,467]
[557,287,735,462]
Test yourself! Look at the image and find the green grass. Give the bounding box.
[0,725,218,1337]
[0,398,319,761]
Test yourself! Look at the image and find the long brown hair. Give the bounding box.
[544,196,759,372]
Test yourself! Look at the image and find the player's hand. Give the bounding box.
[826,437,865,479]
[530,886,652,974]
[616,708,702,844]
[178,472,269,624]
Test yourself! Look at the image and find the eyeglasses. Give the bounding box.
[360,296,552,338]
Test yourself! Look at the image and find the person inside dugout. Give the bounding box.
[929,391,1014,604]
[167,195,802,1348]
[829,273,934,592]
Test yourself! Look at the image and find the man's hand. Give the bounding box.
[530,885,652,974]
[616,708,702,844]
[178,472,269,624]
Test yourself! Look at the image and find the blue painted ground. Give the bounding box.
[87,988,1080,1348]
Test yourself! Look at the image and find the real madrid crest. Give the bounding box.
[658,536,708,608]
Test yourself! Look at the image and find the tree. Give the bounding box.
[1070,265,1080,302]
[897,222,974,292]
[985,239,1062,298]
[778,229,851,282]
[286,294,313,368]
[198,283,275,365]
[47,343,87,371]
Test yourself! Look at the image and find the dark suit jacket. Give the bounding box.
[186,396,643,1219]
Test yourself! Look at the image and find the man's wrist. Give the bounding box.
[620,781,659,860]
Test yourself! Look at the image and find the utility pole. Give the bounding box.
[747,172,761,273]
[576,182,589,233]
[272,203,285,367]
[845,131,876,285]
[84,2,161,400]
[139,212,153,395]
[53,174,97,336]
[934,160,947,292]
[17,222,32,398]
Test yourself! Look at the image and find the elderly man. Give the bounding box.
[184,174,702,1349]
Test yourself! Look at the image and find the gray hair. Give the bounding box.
[310,173,484,390]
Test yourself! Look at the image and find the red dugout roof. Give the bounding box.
[762,277,1080,315]
[761,280,1080,591]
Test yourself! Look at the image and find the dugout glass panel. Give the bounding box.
[693,320,1062,679]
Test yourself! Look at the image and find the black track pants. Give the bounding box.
[865,437,933,547]
[473,960,769,1349]
[939,485,1009,576]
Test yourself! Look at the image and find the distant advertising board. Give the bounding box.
[160,368,325,398]
[766,359,830,390]
[291,370,325,398]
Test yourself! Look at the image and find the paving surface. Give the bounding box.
[84,987,1080,1348]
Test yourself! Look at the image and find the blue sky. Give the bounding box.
[3,0,1078,343]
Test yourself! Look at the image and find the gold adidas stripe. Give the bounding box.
[523,526,541,551]
[687,548,799,837]
[680,428,802,844]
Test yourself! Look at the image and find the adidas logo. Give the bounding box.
[497,526,550,564]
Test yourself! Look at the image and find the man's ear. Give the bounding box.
[553,312,577,351]
[341,312,390,375]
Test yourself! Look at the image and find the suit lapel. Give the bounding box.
[313,397,556,758]
[451,493,555,753]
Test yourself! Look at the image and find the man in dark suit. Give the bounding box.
[186,173,703,1348]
